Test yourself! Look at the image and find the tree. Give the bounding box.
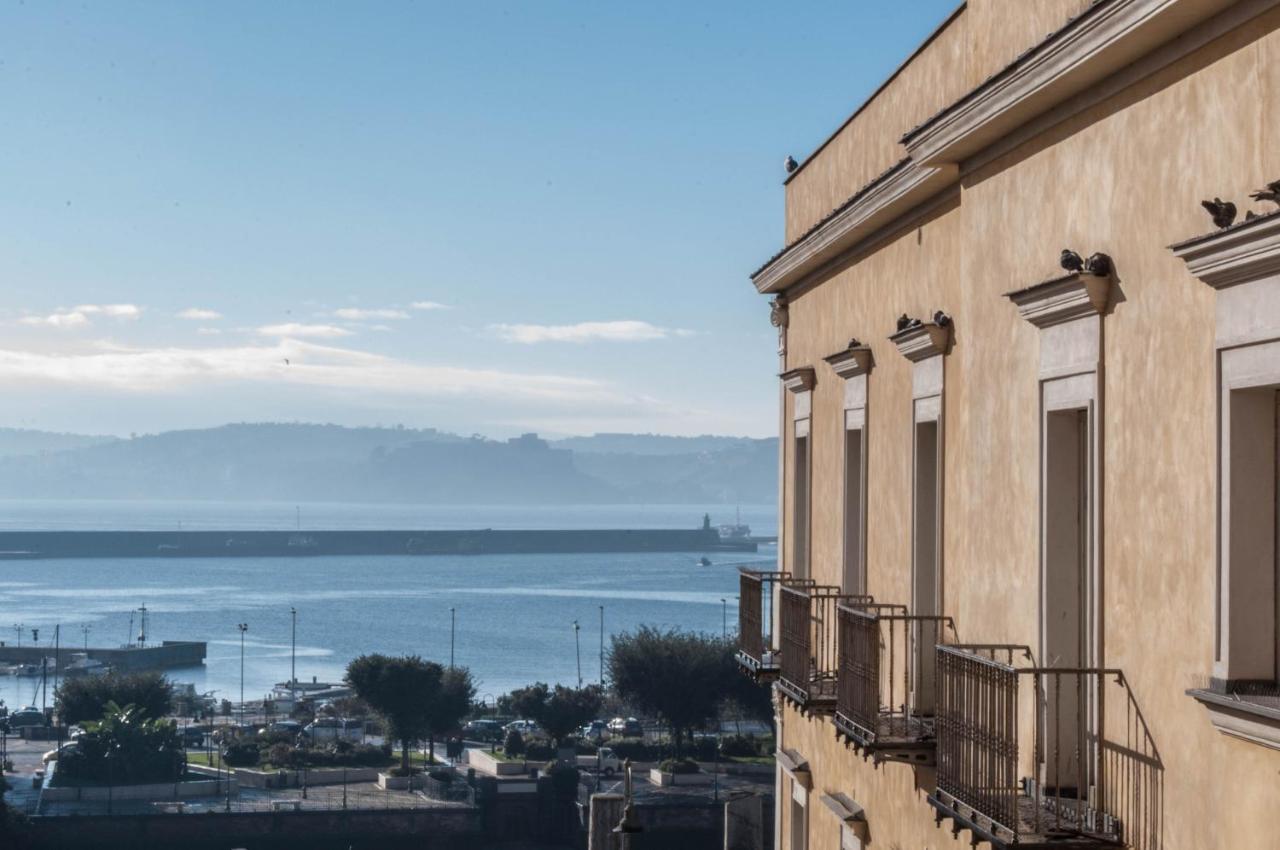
[607,626,731,755]
[56,701,185,785]
[509,682,602,746]
[55,671,173,726]
[422,666,475,761]
[346,654,442,772]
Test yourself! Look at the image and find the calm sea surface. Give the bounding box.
[0,501,776,710]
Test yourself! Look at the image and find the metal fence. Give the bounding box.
[835,604,953,747]
[778,585,873,706]
[934,644,1162,850]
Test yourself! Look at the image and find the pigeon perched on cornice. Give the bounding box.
[847,338,862,350]
[1083,253,1112,277]
[896,314,911,332]
[1060,249,1084,273]
[1250,180,1280,209]
[784,156,798,174]
[1201,197,1237,229]
[933,311,951,328]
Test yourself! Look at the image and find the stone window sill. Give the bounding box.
[1187,688,1280,751]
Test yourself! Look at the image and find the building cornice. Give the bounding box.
[1006,270,1114,327]
[1170,211,1280,289]
[751,162,959,294]
[779,367,817,393]
[823,345,874,379]
[902,0,1237,166]
[890,322,950,362]
[775,748,812,788]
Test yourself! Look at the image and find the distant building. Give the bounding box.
[740,3,1280,850]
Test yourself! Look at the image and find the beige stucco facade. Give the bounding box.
[754,2,1280,849]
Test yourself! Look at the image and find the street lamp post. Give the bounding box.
[290,607,297,688]
[573,620,582,688]
[450,607,456,669]
[720,599,727,639]
[81,624,91,651]
[598,605,604,686]
[12,623,21,648]
[237,623,248,727]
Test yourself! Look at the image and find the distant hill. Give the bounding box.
[550,433,762,456]
[0,428,117,459]
[0,424,777,505]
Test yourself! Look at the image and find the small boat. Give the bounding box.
[699,556,712,566]
[63,653,107,677]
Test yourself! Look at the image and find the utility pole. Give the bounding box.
[721,599,727,640]
[290,607,297,687]
[598,605,605,686]
[450,607,456,669]
[237,623,248,727]
[573,620,582,688]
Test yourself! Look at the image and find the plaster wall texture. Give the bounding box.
[783,0,1095,241]
[772,7,1280,850]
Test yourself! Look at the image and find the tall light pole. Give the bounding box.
[598,605,605,686]
[720,599,727,640]
[573,620,582,688]
[450,607,456,669]
[12,623,21,648]
[289,607,297,687]
[237,623,248,727]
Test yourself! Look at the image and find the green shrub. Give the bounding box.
[658,758,699,775]
[220,740,261,767]
[503,728,525,757]
[719,735,762,758]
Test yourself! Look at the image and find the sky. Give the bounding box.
[0,0,959,439]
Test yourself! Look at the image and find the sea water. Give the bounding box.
[0,502,776,710]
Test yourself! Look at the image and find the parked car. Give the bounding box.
[593,746,621,776]
[463,719,503,742]
[579,720,608,742]
[258,720,302,737]
[41,742,78,764]
[503,719,542,738]
[7,706,45,728]
[606,717,643,737]
[302,718,363,742]
[182,727,208,747]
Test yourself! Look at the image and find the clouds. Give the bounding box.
[333,307,410,321]
[177,308,222,320]
[19,304,140,328]
[489,320,690,344]
[0,338,631,409]
[410,301,449,311]
[256,322,353,339]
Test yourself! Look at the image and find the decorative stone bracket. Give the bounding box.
[889,321,950,361]
[1006,269,1113,328]
[780,367,817,394]
[823,345,873,379]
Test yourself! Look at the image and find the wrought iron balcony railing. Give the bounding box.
[778,583,874,711]
[929,645,1163,850]
[735,570,813,681]
[834,603,955,764]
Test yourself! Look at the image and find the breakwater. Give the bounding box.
[0,527,757,559]
[0,641,206,671]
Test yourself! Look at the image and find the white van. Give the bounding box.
[302,717,363,742]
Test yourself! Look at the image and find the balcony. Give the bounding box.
[736,570,813,682]
[834,603,955,765]
[929,645,1163,850]
[777,584,874,712]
